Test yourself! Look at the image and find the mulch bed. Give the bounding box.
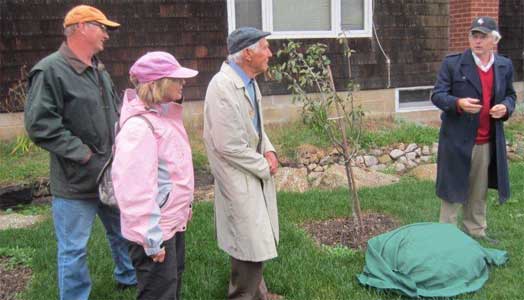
[302,212,400,250]
[0,258,32,300]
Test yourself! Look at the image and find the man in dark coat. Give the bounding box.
[431,16,516,244]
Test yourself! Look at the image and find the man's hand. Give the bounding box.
[150,247,166,263]
[489,104,507,119]
[264,151,279,176]
[457,98,482,113]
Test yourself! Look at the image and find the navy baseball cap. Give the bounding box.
[470,16,498,34]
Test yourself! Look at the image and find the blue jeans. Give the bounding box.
[52,197,137,300]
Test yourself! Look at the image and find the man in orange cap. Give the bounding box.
[25,5,136,300]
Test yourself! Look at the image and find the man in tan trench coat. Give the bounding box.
[203,27,282,300]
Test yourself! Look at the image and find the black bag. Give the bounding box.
[97,115,154,207]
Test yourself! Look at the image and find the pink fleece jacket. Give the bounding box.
[112,89,194,256]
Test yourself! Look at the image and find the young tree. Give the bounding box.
[272,38,365,230]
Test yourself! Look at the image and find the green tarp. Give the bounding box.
[357,222,508,298]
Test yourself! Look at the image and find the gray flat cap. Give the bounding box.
[227,27,271,54]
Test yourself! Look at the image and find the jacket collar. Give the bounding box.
[59,42,103,74]
[459,49,483,95]
[221,61,246,89]
[220,61,261,108]
[459,49,507,99]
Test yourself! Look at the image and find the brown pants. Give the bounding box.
[439,143,490,237]
[228,257,270,300]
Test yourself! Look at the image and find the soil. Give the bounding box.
[302,212,400,250]
[0,258,32,300]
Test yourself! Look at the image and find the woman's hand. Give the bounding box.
[150,247,166,263]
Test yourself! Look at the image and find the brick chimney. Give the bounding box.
[448,0,499,53]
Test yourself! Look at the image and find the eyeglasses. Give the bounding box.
[87,22,107,33]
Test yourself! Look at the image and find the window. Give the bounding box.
[227,0,373,39]
[395,86,438,112]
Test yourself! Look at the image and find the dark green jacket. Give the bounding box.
[25,43,120,200]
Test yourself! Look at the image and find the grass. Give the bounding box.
[1,163,523,299]
[0,140,48,186]
[2,116,523,299]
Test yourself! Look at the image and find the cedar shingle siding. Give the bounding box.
[0,0,521,112]
[499,0,524,81]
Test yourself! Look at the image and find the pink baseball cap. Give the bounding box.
[129,51,198,83]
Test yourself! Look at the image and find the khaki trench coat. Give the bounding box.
[203,62,279,262]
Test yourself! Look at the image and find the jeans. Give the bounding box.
[52,197,137,300]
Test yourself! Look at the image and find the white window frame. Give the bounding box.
[227,0,373,39]
[395,86,439,113]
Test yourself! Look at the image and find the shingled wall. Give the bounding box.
[499,0,523,81]
[0,0,450,112]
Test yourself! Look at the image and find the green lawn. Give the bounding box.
[1,163,523,300]
[1,117,523,299]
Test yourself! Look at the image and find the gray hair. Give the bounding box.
[63,24,78,37]
[491,30,502,44]
[227,40,262,63]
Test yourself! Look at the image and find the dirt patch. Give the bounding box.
[302,212,400,250]
[0,214,46,231]
[0,258,32,300]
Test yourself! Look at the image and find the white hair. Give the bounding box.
[491,30,502,44]
[63,24,78,37]
[227,40,262,63]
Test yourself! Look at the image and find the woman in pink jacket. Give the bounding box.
[111,51,197,300]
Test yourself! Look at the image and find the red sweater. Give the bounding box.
[476,66,493,144]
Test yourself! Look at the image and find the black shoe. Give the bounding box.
[116,282,137,291]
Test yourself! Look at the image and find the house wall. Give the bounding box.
[499,0,524,81]
[448,0,499,53]
[1,0,449,112]
[0,0,228,112]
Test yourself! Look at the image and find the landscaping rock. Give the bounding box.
[406,160,418,169]
[364,155,378,167]
[319,156,332,166]
[398,156,408,164]
[420,156,432,163]
[275,167,309,193]
[389,149,404,160]
[398,143,406,151]
[432,142,439,154]
[422,145,431,155]
[395,163,406,172]
[355,156,365,167]
[410,163,437,181]
[297,144,323,165]
[378,154,392,164]
[405,143,418,153]
[370,149,383,156]
[405,152,417,161]
[507,153,523,162]
[311,165,399,190]
[307,163,318,171]
[313,166,324,172]
[370,164,387,171]
[307,171,323,184]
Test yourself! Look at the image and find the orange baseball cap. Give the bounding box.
[63,5,120,28]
